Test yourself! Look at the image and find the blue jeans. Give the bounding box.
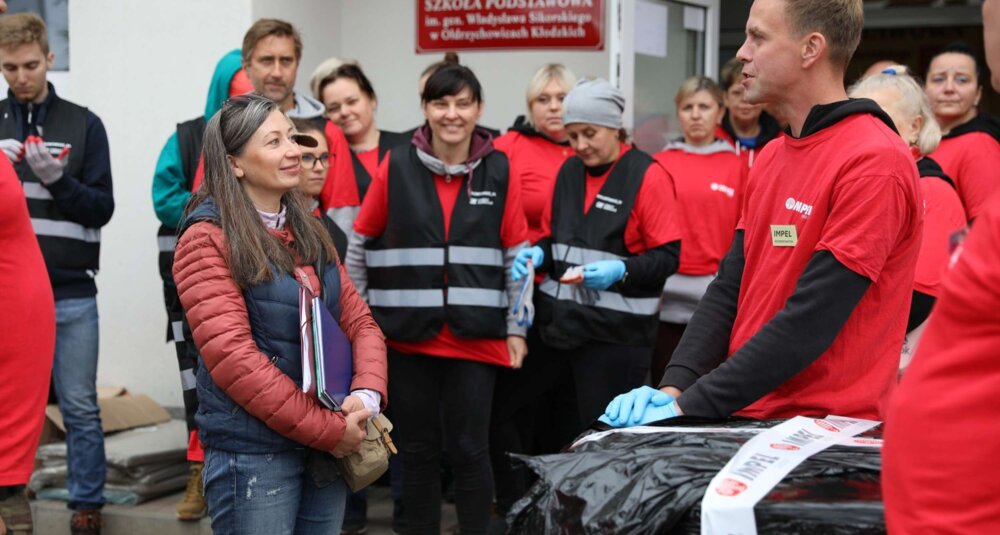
[203,449,348,535]
[51,296,106,510]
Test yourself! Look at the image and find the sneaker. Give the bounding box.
[0,487,32,534]
[70,509,102,535]
[176,462,207,521]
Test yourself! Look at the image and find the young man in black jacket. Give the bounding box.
[0,13,114,535]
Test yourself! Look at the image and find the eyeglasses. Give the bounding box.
[301,153,330,169]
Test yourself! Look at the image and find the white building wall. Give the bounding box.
[70,0,252,407]
[68,0,612,408]
[336,0,612,133]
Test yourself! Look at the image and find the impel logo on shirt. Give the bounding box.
[784,197,813,218]
[710,182,736,198]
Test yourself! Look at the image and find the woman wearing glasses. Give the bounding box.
[292,118,346,258]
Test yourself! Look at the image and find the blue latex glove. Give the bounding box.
[512,246,544,281]
[601,386,676,427]
[581,260,626,290]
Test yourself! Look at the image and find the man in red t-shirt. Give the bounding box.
[604,0,921,426]
[882,3,1000,532]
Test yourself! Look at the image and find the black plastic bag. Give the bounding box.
[506,418,884,534]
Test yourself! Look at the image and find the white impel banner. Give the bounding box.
[700,415,881,535]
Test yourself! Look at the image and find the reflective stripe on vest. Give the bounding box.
[369,289,444,307]
[448,245,503,267]
[538,278,660,315]
[551,243,625,265]
[366,247,444,267]
[31,218,101,243]
[369,287,507,308]
[159,235,177,252]
[447,287,507,307]
[366,246,502,267]
[22,182,52,200]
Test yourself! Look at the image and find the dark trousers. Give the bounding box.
[490,330,580,513]
[490,336,651,512]
[163,281,199,433]
[651,322,687,387]
[389,349,497,535]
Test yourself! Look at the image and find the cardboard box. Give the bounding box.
[40,389,172,441]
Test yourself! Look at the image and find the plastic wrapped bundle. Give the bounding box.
[507,419,884,534]
[31,420,189,504]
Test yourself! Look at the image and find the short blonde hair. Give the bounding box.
[848,65,942,155]
[0,12,49,55]
[525,64,577,127]
[674,76,724,108]
[310,57,346,101]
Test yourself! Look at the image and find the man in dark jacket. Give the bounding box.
[0,13,113,535]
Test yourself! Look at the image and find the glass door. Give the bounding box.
[610,0,719,153]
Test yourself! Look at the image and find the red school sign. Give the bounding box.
[416,0,605,52]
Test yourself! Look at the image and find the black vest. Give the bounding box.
[536,147,663,349]
[0,94,95,291]
[157,117,204,282]
[350,130,409,201]
[366,145,510,341]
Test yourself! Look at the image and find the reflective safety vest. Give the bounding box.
[366,145,510,341]
[0,94,95,289]
[536,147,662,349]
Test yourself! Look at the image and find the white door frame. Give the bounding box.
[609,0,721,129]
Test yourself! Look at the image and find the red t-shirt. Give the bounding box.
[715,126,785,208]
[931,131,1000,221]
[354,147,380,181]
[538,143,683,254]
[493,130,574,244]
[654,142,742,275]
[319,121,363,210]
[0,155,55,485]
[883,193,1000,534]
[732,113,921,420]
[913,172,966,297]
[353,150,529,366]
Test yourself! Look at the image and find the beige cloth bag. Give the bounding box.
[336,414,397,491]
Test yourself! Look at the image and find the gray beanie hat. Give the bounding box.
[562,78,625,129]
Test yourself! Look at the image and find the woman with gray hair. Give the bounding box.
[512,78,682,426]
[172,94,388,534]
[849,66,966,359]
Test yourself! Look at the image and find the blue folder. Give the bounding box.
[311,296,353,411]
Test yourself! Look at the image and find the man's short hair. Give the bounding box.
[783,0,863,72]
[0,12,50,55]
[241,18,302,65]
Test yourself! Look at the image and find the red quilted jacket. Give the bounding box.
[174,221,387,452]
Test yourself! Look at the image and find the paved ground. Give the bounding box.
[31,484,459,534]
